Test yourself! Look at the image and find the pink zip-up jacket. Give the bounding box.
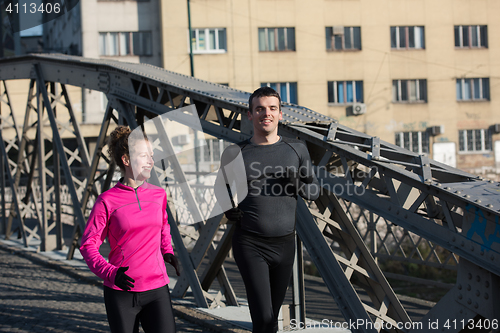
[80,181,174,292]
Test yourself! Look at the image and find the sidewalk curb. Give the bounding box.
[0,241,250,333]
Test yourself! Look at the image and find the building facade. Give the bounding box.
[43,0,162,124]
[159,0,500,173]
[40,0,500,174]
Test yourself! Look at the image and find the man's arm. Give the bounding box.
[295,143,320,201]
[214,143,248,218]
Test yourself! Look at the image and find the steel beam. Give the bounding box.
[0,55,499,330]
[34,64,87,246]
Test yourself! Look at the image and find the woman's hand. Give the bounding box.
[114,266,135,291]
[163,253,180,276]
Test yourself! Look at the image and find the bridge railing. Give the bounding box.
[1,54,498,332]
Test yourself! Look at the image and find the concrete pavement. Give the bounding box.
[0,236,352,333]
[0,239,248,333]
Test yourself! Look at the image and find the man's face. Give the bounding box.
[128,139,154,181]
[248,96,282,136]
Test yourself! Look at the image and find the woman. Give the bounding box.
[80,125,179,333]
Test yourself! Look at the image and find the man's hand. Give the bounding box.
[225,207,243,222]
[163,253,180,276]
[114,266,135,291]
[285,167,315,185]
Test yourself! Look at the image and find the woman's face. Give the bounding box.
[125,139,154,182]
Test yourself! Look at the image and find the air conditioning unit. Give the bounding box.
[492,124,500,134]
[172,134,190,146]
[428,125,444,136]
[333,26,344,35]
[347,103,366,116]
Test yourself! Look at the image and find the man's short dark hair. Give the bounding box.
[248,87,282,113]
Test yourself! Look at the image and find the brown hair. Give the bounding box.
[107,126,131,172]
[107,125,150,172]
[248,86,282,113]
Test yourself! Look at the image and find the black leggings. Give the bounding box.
[232,228,296,333]
[103,285,176,333]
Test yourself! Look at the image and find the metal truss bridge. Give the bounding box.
[0,54,499,332]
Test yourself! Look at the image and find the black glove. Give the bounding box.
[224,207,243,222]
[163,253,180,276]
[114,266,135,291]
[285,167,315,185]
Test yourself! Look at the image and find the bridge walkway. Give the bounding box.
[0,236,433,333]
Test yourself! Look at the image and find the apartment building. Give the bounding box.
[158,0,500,173]
[39,0,500,173]
[43,0,162,124]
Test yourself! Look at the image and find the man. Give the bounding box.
[219,87,319,333]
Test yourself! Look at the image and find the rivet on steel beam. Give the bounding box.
[461,241,465,247]
[484,293,489,300]
[467,284,471,291]
[476,290,480,297]
[476,276,481,282]
[458,294,462,300]
[485,281,490,288]
[480,250,484,255]
[487,204,493,208]
[457,284,462,290]
[445,187,451,190]
[452,236,456,242]
[467,299,472,305]
[491,255,495,261]
[436,183,441,187]
[388,206,392,211]
[468,273,472,280]
[475,199,481,203]
[465,194,470,198]
[474,303,478,309]
[470,245,474,251]
[456,191,461,194]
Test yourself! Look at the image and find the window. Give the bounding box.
[390,26,425,49]
[190,28,227,53]
[261,82,298,104]
[392,79,427,103]
[456,78,489,101]
[99,31,152,56]
[395,131,429,154]
[458,129,491,152]
[327,81,363,104]
[326,26,361,51]
[454,25,487,48]
[258,28,295,52]
[101,93,108,111]
[198,139,232,164]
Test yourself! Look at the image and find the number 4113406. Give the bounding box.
[5,2,61,14]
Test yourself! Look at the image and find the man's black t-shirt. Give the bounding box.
[233,136,319,237]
